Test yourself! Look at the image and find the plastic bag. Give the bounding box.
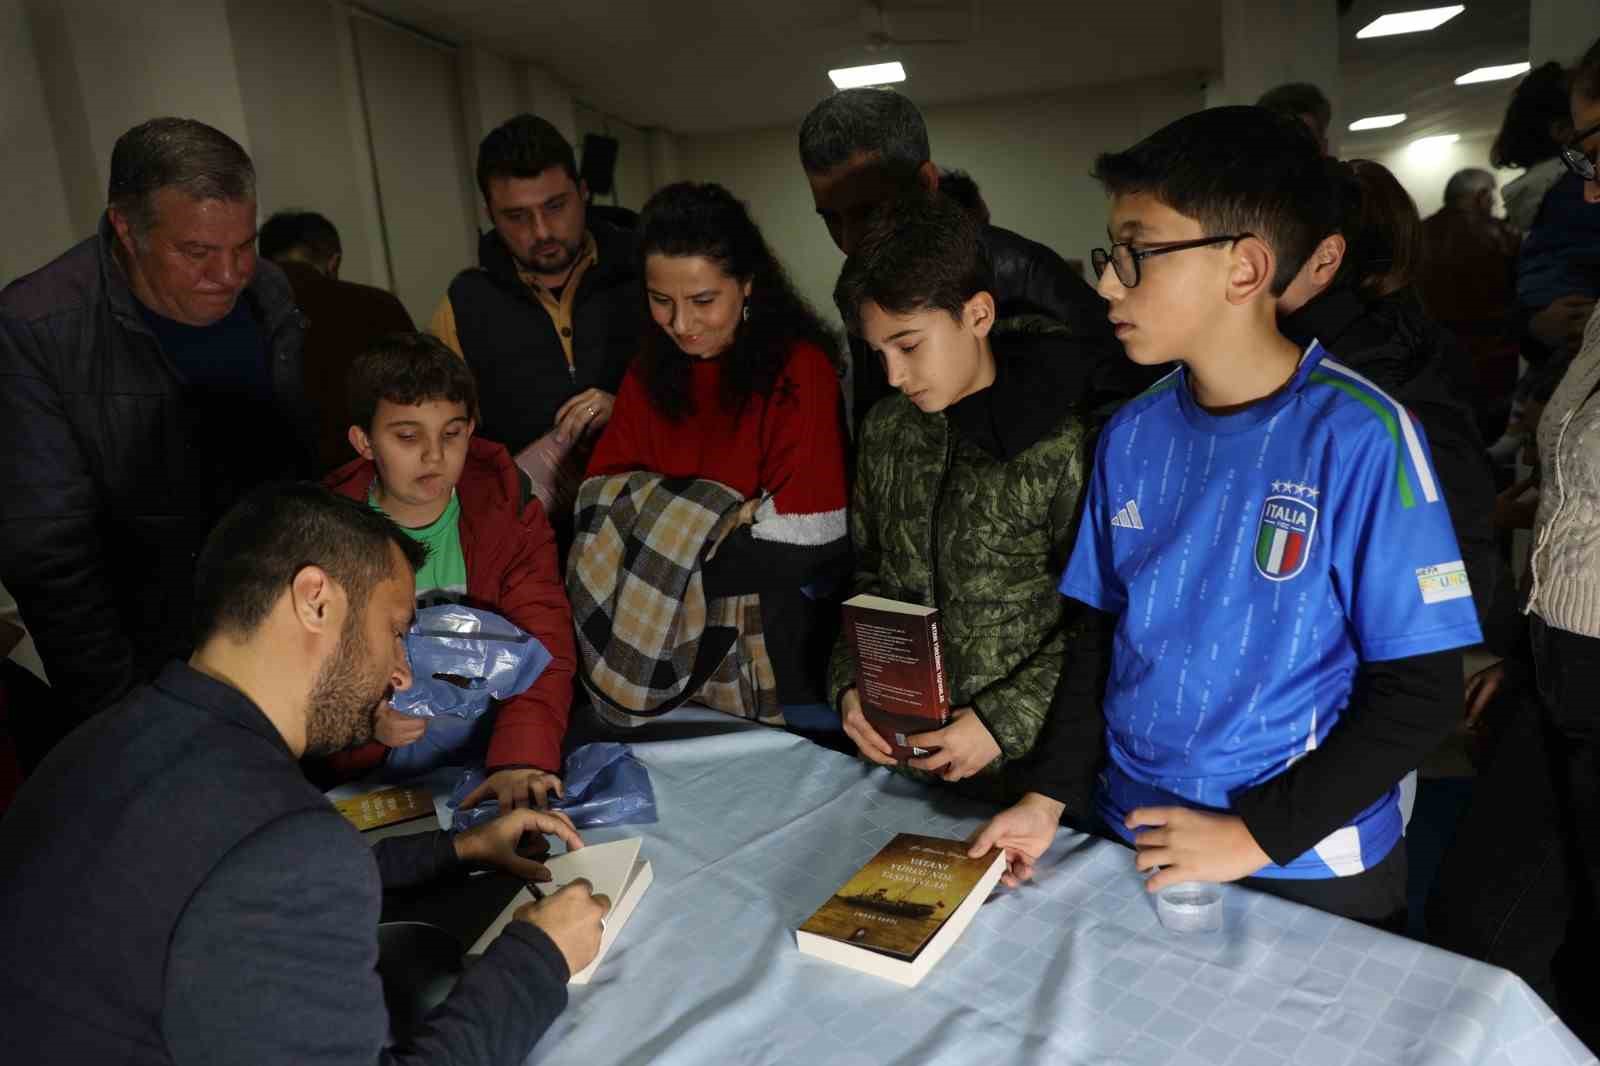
[444,742,658,832]
[391,604,552,721]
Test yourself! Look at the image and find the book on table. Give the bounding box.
[841,594,950,762]
[796,833,1003,987]
[470,837,652,985]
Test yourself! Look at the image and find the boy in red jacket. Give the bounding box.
[324,332,575,811]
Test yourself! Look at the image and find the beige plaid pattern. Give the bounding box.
[569,473,781,726]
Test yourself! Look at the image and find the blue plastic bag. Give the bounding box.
[445,742,658,832]
[391,604,552,721]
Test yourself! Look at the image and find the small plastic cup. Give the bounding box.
[1156,881,1223,934]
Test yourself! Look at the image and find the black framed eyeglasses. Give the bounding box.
[1560,121,1600,182]
[1090,234,1254,288]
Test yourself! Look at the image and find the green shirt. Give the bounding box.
[371,487,468,607]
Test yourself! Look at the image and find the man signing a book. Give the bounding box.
[0,483,608,1066]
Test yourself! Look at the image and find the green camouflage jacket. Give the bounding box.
[828,326,1094,783]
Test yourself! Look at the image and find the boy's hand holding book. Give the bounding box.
[906,708,1000,782]
[840,687,898,766]
[1126,807,1271,892]
[968,793,1065,887]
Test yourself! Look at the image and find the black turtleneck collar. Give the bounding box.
[944,329,1083,460]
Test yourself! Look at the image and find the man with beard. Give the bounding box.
[0,483,608,1066]
[429,114,641,463]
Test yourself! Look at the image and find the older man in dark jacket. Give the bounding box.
[798,88,1158,432]
[0,118,313,757]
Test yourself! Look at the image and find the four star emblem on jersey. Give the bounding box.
[1254,482,1320,581]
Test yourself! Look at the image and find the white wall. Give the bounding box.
[0,0,76,284]
[227,0,386,287]
[574,103,656,211]
[1365,134,1511,220]
[679,75,1205,327]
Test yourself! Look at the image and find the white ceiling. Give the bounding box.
[357,0,1531,152]
[1337,0,1530,156]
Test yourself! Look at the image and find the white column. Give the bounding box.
[1530,0,1600,66]
[1,0,76,280]
[1211,0,1340,131]
[23,0,253,238]
[522,61,578,148]
[647,127,680,193]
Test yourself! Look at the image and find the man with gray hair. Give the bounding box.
[0,117,313,760]
[797,88,1149,433]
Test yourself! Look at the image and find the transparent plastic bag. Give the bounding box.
[391,605,552,721]
[444,742,658,832]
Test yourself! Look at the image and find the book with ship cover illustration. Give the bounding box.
[796,833,1003,986]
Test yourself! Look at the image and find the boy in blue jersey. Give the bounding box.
[972,107,1482,925]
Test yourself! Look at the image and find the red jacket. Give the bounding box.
[323,437,575,776]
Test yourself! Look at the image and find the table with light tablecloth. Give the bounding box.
[510,709,1592,1066]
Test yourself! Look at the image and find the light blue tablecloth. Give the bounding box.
[523,710,1591,1066]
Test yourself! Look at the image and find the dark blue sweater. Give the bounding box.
[0,661,569,1065]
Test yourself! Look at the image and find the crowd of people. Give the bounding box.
[1,34,1599,1063]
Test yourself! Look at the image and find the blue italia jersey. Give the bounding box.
[1061,342,1482,879]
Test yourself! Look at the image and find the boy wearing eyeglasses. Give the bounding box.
[971,107,1481,926]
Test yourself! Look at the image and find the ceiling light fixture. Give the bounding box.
[1455,61,1532,85]
[1348,113,1408,131]
[1407,133,1461,159]
[828,61,906,90]
[1356,5,1465,39]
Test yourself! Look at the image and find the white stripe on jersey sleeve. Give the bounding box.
[1319,359,1441,504]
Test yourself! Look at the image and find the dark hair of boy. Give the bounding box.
[475,113,578,202]
[1091,106,1335,294]
[258,210,341,263]
[833,191,994,335]
[346,331,481,431]
[192,482,425,644]
[1492,61,1573,169]
[1331,159,1425,302]
[635,181,840,420]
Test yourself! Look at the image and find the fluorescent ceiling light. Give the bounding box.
[1407,133,1461,159]
[828,61,906,90]
[1348,113,1408,131]
[1455,61,1532,85]
[1356,5,1465,39]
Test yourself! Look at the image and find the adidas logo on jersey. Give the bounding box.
[1110,499,1144,530]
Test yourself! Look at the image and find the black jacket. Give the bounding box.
[844,222,1158,435]
[1281,286,1508,639]
[0,218,313,728]
[448,223,642,453]
[0,662,568,1065]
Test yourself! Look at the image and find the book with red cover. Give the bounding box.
[842,594,950,762]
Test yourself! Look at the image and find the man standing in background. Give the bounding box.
[430,115,641,466]
[0,117,312,762]
[260,210,414,472]
[796,88,1141,433]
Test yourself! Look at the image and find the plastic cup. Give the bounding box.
[1156,881,1223,934]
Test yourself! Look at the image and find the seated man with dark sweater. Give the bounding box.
[0,483,607,1066]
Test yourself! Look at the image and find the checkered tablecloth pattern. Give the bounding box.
[527,712,1593,1066]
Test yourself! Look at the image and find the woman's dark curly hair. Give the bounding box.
[635,181,839,420]
[1491,61,1571,169]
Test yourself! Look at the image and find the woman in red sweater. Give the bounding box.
[587,182,850,726]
